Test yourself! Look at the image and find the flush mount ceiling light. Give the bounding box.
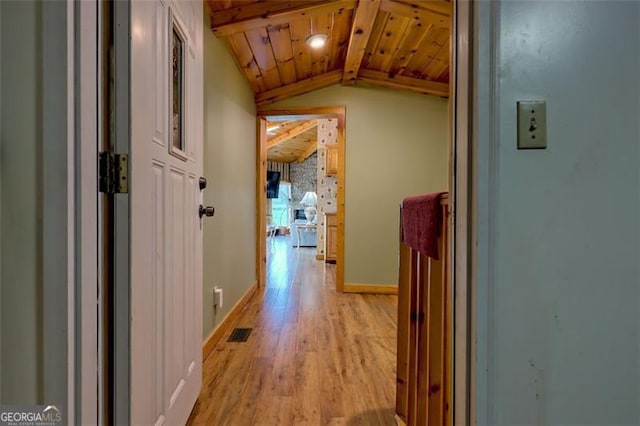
[306,33,328,49]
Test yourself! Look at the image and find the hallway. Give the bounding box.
[187,236,398,425]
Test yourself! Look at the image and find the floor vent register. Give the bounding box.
[227,328,252,342]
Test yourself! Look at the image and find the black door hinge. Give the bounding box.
[99,152,129,194]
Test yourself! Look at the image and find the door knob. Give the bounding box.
[199,205,215,218]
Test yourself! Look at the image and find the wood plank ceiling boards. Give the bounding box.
[206,0,452,105]
[266,119,318,163]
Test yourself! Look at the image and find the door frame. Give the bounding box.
[462,2,499,425]
[75,0,101,423]
[452,0,481,424]
[36,0,102,423]
[451,0,472,424]
[41,0,76,420]
[256,106,346,292]
[87,0,478,422]
[111,0,131,423]
[40,1,86,423]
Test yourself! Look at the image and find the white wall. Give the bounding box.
[266,84,449,286]
[0,0,3,401]
[0,0,43,403]
[202,19,257,339]
[475,2,640,424]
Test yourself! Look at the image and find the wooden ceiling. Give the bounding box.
[206,0,451,105]
[266,119,318,163]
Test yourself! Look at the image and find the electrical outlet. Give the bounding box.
[517,100,547,149]
[213,286,223,309]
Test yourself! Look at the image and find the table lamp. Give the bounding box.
[300,191,318,224]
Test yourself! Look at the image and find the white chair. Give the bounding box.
[290,219,317,247]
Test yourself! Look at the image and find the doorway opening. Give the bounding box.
[256,107,346,292]
[105,0,476,424]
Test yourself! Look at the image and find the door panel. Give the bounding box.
[167,168,186,406]
[130,1,203,424]
[151,161,165,422]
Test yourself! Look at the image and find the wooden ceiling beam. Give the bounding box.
[391,0,452,17]
[211,0,357,37]
[357,69,449,97]
[267,120,295,129]
[380,0,451,28]
[212,1,322,30]
[267,120,318,149]
[256,69,343,105]
[342,0,381,85]
[296,140,319,163]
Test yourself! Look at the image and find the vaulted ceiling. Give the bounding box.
[266,119,318,162]
[206,0,451,106]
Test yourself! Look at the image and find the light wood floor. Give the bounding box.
[187,236,398,425]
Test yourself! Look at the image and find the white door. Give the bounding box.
[130,1,203,424]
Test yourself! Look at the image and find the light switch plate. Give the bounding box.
[517,101,547,149]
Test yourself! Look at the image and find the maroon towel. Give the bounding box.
[401,192,446,259]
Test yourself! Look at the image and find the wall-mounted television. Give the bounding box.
[266,171,281,199]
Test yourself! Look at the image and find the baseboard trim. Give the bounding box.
[343,283,398,294]
[315,254,325,260]
[202,280,258,361]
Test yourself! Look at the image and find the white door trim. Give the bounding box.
[452,1,500,424]
[452,1,471,424]
[468,2,500,425]
[41,1,75,422]
[0,2,3,403]
[76,0,101,423]
[0,2,3,401]
[113,1,132,423]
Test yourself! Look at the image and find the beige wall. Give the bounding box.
[266,84,448,285]
[202,22,257,339]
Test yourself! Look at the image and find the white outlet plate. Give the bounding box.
[517,100,547,149]
[214,287,223,308]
